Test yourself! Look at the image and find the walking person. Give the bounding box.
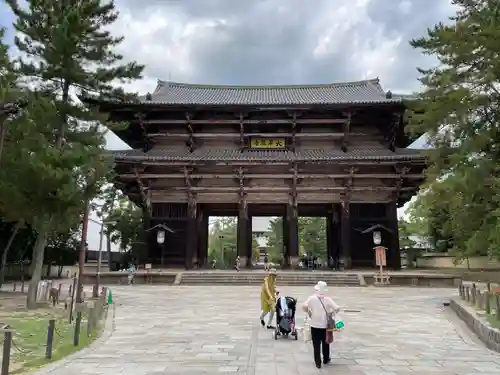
[302,281,340,369]
[263,253,269,271]
[259,268,277,329]
[127,262,136,285]
[235,256,241,271]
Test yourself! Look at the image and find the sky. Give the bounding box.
[0,0,453,247]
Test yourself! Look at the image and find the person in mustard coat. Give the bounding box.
[259,268,277,329]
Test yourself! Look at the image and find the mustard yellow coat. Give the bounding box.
[260,276,276,313]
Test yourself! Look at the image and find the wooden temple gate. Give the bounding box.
[85,79,426,270]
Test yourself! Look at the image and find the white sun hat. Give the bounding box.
[314,281,328,292]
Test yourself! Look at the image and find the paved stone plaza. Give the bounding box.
[41,285,500,375]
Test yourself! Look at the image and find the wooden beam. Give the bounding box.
[239,113,244,149]
[146,186,416,193]
[186,112,195,152]
[291,112,297,152]
[388,112,401,152]
[118,173,425,179]
[289,162,298,216]
[341,112,351,152]
[146,132,369,138]
[393,166,410,200]
[134,112,152,152]
[133,167,150,212]
[237,167,248,219]
[140,118,348,125]
[134,160,426,167]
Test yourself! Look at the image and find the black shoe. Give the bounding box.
[260,319,265,327]
[267,325,275,329]
[323,359,331,365]
[315,363,321,369]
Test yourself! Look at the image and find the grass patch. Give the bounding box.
[0,292,107,374]
[487,314,500,330]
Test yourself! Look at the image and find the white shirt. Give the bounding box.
[303,294,340,328]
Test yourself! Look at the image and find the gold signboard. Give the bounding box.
[250,138,285,149]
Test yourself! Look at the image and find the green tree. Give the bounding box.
[105,198,143,261]
[265,217,327,264]
[97,184,119,267]
[408,0,500,261]
[207,217,258,268]
[208,218,237,268]
[299,217,326,259]
[5,0,144,308]
[265,217,283,263]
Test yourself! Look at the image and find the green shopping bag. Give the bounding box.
[335,314,345,330]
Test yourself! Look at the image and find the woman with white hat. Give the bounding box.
[302,281,340,369]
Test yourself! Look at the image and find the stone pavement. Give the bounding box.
[39,286,500,375]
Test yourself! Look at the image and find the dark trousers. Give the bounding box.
[311,327,330,365]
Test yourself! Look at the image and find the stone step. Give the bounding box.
[179,273,361,286]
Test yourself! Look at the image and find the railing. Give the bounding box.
[458,282,500,321]
[1,288,110,375]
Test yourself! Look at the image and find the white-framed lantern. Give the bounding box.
[157,229,165,244]
[373,230,382,245]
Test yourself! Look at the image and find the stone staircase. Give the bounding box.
[84,260,109,274]
[178,271,362,286]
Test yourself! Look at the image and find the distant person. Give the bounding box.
[127,263,136,285]
[328,256,334,271]
[235,256,241,271]
[316,257,322,269]
[212,258,217,269]
[264,254,269,271]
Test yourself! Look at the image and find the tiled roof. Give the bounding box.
[136,79,401,106]
[109,148,425,163]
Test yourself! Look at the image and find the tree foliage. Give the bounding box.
[265,217,327,263]
[207,217,259,268]
[266,218,283,263]
[105,198,143,254]
[407,0,500,261]
[2,0,143,307]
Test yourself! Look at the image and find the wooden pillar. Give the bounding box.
[197,209,209,268]
[142,209,149,264]
[326,212,333,263]
[237,198,249,266]
[287,203,299,268]
[185,198,198,270]
[387,201,401,270]
[340,198,351,269]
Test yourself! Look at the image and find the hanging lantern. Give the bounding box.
[373,231,381,245]
[157,230,165,244]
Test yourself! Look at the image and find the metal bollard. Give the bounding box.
[45,320,55,359]
[485,292,491,314]
[74,311,82,346]
[2,327,12,375]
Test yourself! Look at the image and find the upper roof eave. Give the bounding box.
[82,78,407,108]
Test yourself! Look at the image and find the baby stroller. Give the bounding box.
[274,295,298,340]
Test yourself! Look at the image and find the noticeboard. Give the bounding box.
[375,246,387,266]
[250,138,285,149]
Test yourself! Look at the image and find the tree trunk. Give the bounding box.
[0,222,21,289]
[106,235,112,270]
[58,265,63,278]
[46,263,51,278]
[26,227,48,309]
